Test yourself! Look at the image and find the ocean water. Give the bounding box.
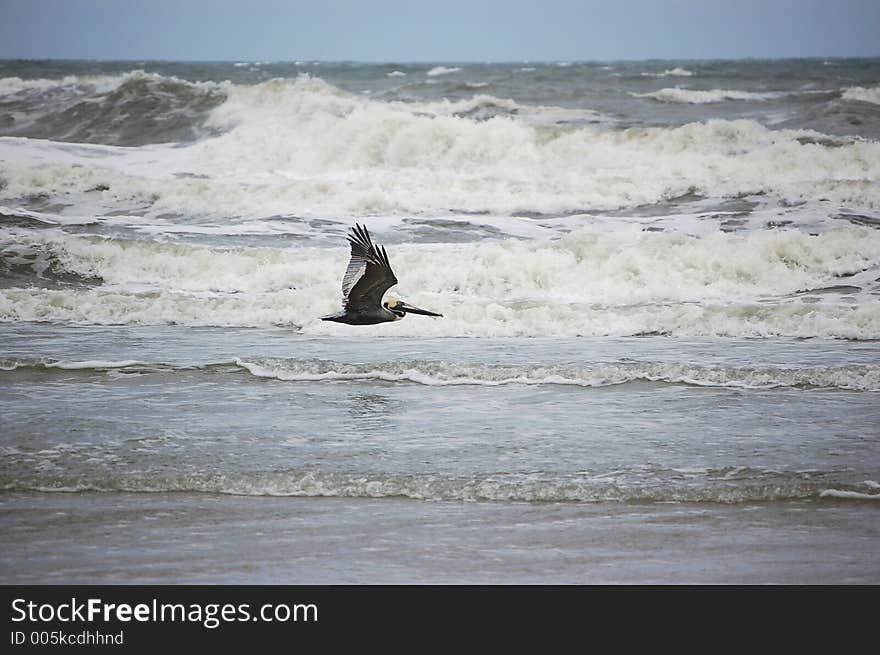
[1,59,879,583]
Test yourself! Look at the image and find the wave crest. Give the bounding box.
[3,356,876,391]
[234,357,880,391]
[633,87,780,104]
[426,66,462,77]
[842,85,880,105]
[640,67,695,78]
[2,73,880,216]
[0,71,226,145]
[2,226,879,337]
[3,469,877,504]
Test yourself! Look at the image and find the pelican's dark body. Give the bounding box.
[321,224,443,325]
[321,307,398,325]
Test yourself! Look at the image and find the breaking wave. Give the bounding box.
[640,67,695,78]
[2,468,877,504]
[233,358,880,391]
[3,357,878,391]
[2,74,879,218]
[2,226,879,337]
[0,71,226,145]
[633,87,781,104]
[426,66,462,77]
[842,85,880,105]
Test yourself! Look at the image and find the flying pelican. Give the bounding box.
[321,224,443,325]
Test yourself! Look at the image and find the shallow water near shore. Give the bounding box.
[1,325,878,583]
[2,493,878,584]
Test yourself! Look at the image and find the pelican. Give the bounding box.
[321,224,443,325]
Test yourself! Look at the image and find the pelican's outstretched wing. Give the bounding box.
[342,224,397,311]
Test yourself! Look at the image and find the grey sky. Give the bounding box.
[1,0,878,61]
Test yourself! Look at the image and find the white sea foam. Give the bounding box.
[3,76,879,219]
[401,93,608,126]
[403,92,520,116]
[0,229,320,293]
[2,227,878,337]
[0,74,132,96]
[633,87,779,104]
[7,226,879,299]
[3,285,877,338]
[426,66,462,76]
[0,76,76,95]
[1,469,858,503]
[0,76,880,216]
[1,75,878,220]
[386,70,407,77]
[819,489,880,500]
[640,67,694,78]
[234,358,880,391]
[841,85,880,105]
[0,70,221,98]
[7,356,873,391]
[45,359,145,369]
[0,358,145,370]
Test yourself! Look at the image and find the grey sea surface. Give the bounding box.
[1,58,879,583]
[1,325,878,583]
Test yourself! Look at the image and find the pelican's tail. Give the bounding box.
[321,310,347,322]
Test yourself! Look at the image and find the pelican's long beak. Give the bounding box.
[398,301,443,318]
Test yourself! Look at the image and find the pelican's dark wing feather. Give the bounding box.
[342,224,397,311]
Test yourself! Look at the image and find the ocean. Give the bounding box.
[1,59,878,583]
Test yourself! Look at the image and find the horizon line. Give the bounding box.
[2,55,879,65]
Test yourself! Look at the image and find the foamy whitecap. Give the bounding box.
[5,357,875,391]
[1,75,879,219]
[3,286,877,338]
[819,489,880,500]
[2,74,879,265]
[0,74,132,96]
[0,76,76,95]
[234,357,880,391]
[633,87,780,104]
[3,100,879,218]
[1,468,869,503]
[45,359,145,369]
[6,225,879,299]
[640,67,695,78]
[2,226,879,337]
[0,70,221,98]
[841,85,880,105]
[426,66,462,77]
